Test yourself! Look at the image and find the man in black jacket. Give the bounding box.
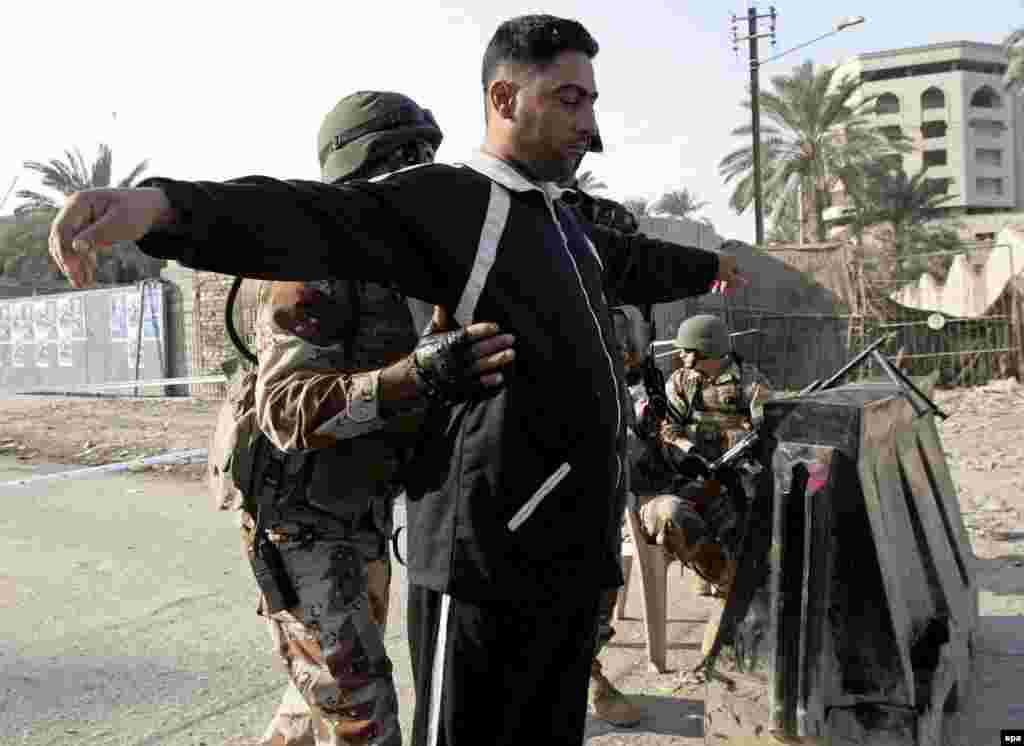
[49,15,741,745]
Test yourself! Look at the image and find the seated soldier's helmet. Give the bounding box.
[317,91,443,183]
[675,314,729,358]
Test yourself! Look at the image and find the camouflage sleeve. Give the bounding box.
[253,281,390,453]
[742,363,773,425]
[659,369,693,450]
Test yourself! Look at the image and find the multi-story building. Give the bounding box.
[827,41,1023,242]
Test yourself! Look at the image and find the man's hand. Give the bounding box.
[462,322,516,388]
[49,188,176,288]
[412,322,515,403]
[710,243,749,296]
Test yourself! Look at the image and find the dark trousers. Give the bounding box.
[407,583,602,746]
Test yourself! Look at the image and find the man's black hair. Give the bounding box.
[481,15,599,92]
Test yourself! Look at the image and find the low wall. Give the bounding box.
[0,281,169,393]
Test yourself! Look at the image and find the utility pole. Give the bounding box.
[732,4,777,246]
[0,176,17,214]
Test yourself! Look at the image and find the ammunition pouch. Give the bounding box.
[247,528,299,614]
[242,433,312,614]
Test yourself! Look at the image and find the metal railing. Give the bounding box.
[145,297,1023,400]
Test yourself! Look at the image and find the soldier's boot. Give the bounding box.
[689,546,737,657]
[590,671,643,727]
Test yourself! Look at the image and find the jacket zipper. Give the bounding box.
[543,194,623,495]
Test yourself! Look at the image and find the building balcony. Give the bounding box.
[823,204,856,223]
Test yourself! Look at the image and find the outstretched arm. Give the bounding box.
[49,168,477,308]
[587,226,742,306]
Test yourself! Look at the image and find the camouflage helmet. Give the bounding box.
[317,91,442,183]
[675,314,729,358]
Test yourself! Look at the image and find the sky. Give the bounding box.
[1,0,1021,243]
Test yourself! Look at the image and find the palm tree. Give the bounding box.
[15,144,149,216]
[574,170,607,193]
[719,60,903,243]
[766,184,800,243]
[651,188,709,220]
[1004,27,1024,92]
[842,161,956,285]
[845,162,955,244]
[622,198,650,218]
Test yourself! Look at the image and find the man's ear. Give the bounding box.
[488,80,518,120]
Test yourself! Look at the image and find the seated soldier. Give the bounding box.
[642,314,771,650]
[607,309,750,656]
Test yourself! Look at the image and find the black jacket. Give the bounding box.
[138,152,718,600]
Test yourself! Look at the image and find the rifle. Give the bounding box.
[639,304,686,433]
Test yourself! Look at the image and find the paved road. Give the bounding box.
[0,457,703,746]
[0,459,417,745]
[3,456,1024,745]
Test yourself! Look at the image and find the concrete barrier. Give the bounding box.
[706,382,977,744]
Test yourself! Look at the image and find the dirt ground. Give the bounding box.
[0,395,216,484]
[1,386,1022,744]
[2,382,1023,562]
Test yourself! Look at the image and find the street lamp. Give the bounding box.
[731,8,866,245]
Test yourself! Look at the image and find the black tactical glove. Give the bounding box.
[412,328,481,404]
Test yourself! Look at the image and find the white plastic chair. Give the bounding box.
[617,504,682,673]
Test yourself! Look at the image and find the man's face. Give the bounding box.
[509,51,598,183]
[681,349,724,378]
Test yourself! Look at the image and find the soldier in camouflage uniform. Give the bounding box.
[245,91,515,746]
[651,313,771,651]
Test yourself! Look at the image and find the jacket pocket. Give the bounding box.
[506,462,572,532]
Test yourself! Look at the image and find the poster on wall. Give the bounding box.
[13,302,34,344]
[11,342,26,368]
[35,342,51,368]
[127,338,144,370]
[34,300,57,343]
[0,303,11,343]
[57,340,73,368]
[58,296,86,341]
[126,292,141,338]
[110,293,128,340]
[142,287,162,339]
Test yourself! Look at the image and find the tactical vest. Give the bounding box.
[210,278,425,525]
[677,365,749,460]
